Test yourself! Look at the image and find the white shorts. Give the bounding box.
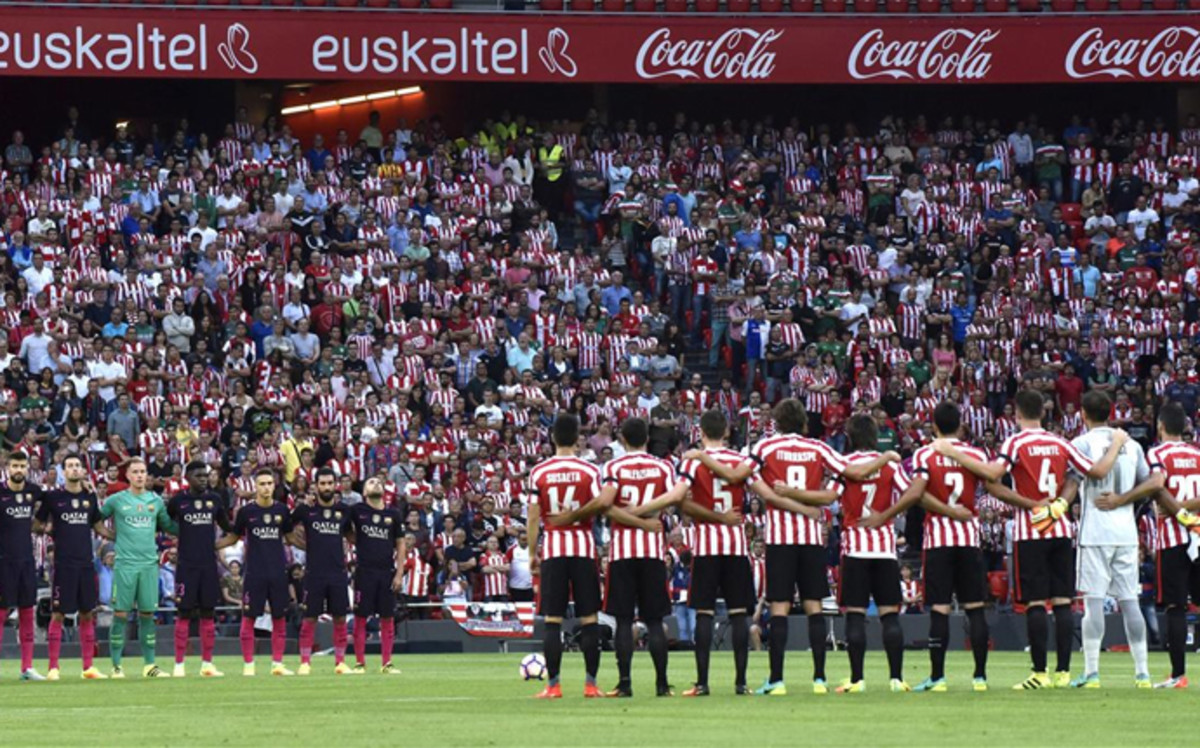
[1076,545,1139,600]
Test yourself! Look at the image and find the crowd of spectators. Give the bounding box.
[4,102,1200,629]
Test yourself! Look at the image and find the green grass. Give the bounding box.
[0,650,1186,746]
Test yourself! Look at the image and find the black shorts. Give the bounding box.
[355,568,397,618]
[1157,545,1200,608]
[303,575,350,618]
[539,556,601,619]
[510,587,535,603]
[243,573,291,619]
[175,564,222,612]
[689,555,754,612]
[604,558,671,619]
[923,546,986,606]
[765,544,829,604]
[1013,538,1074,603]
[840,556,902,609]
[0,557,37,609]
[52,564,98,615]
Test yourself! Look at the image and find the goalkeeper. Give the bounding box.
[93,457,177,679]
[1059,392,1152,689]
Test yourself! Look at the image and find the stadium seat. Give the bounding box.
[1061,202,1082,221]
[1083,0,1108,8]
[664,0,687,9]
[790,0,815,9]
[206,0,233,6]
[634,0,656,10]
[1189,0,1200,9]
[572,0,596,8]
[854,0,878,10]
[429,0,453,7]
[1050,0,1074,8]
[823,0,847,10]
[695,0,718,10]
[302,0,327,7]
[1016,0,1040,9]
[728,0,752,11]
[270,0,295,6]
[885,0,908,10]
[760,0,784,10]
[334,0,359,7]
[601,0,624,9]
[1117,0,1141,7]
[1152,0,1175,7]
[917,0,940,11]
[949,0,974,10]
[984,0,1008,9]
[398,0,421,8]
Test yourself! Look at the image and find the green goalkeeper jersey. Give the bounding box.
[100,489,172,567]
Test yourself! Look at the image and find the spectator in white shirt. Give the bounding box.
[21,253,52,296]
[18,318,53,374]
[1126,195,1160,241]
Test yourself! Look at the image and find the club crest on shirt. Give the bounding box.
[373,514,381,524]
[335,511,342,520]
[384,517,393,525]
[264,513,273,524]
[323,509,331,519]
[72,499,79,509]
[82,501,90,509]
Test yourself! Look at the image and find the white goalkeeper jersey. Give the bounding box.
[1071,427,1148,547]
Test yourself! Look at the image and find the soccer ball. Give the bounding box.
[520,653,547,681]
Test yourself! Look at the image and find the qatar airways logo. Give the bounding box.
[634,28,782,81]
[847,28,997,81]
[312,27,576,77]
[0,22,255,73]
[1065,26,1200,80]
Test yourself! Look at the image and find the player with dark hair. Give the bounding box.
[933,389,1127,689]
[0,451,45,680]
[863,401,992,691]
[168,461,233,678]
[294,466,357,675]
[828,414,912,693]
[528,414,614,699]
[36,454,109,680]
[217,468,297,676]
[570,417,673,697]
[693,398,896,695]
[347,477,406,674]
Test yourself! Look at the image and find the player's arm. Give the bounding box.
[1096,472,1165,510]
[840,451,901,482]
[92,500,116,541]
[919,492,972,520]
[933,440,1006,482]
[769,480,837,506]
[607,504,664,532]
[984,480,1045,511]
[156,498,178,535]
[1079,429,1129,480]
[755,480,823,519]
[33,500,51,534]
[527,501,541,574]
[682,450,754,484]
[1061,477,1080,506]
[392,535,407,591]
[680,497,740,526]
[630,481,689,517]
[549,483,617,526]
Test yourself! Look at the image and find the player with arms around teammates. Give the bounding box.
[1061,392,1152,689]
[347,477,406,674]
[932,389,1126,690]
[34,454,110,680]
[0,451,47,680]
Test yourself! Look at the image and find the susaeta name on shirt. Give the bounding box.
[311,29,534,76]
[0,23,209,71]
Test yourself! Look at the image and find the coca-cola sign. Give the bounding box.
[634,27,782,81]
[847,28,998,81]
[1065,26,1200,79]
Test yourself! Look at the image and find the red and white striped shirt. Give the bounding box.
[912,441,985,549]
[603,452,675,562]
[481,551,509,597]
[678,448,748,557]
[748,434,847,546]
[402,551,432,597]
[529,456,601,560]
[1148,441,1200,551]
[1000,429,1093,542]
[839,452,910,558]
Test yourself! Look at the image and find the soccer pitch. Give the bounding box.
[0,651,1185,746]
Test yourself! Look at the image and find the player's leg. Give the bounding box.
[724,556,754,694]
[570,558,604,695]
[240,578,265,673]
[1049,538,1076,684]
[604,560,635,695]
[268,575,293,675]
[16,560,39,678]
[330,581,354,673]
[1075,545,1109,686]
[959,547,990,689]
[919,549,952,690]
[47,566,78,679]
[1013,540,1051,688]
[1109,545,1149,685]
[799,546,832,690]
[872,560,907,690]
[537,558,568,696]
[109,564,136,675]
[174,570,198,674]
[197,565,222,675]
[136,565,165,676]
[47,612,65,678]
[684,556,717,695]
[761,545,797,693]
[638,558,673,695]
[353,571,374,670]
[377,578,398,673]
[838,558,869,691]
[298,575,323,671]
[77,569,101,678]
[1156,547,1189,687]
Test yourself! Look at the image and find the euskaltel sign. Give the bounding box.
[0,8,1194,83]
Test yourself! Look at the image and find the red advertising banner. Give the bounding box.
[0,8,1197,83]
